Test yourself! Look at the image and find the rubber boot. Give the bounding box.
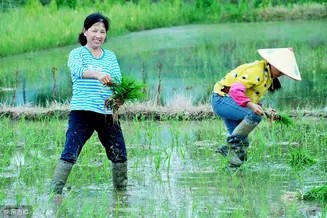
[217,138,249,161]
[217,144,228,157]
[230,116,259,164]
[237,138,249,162]
[112,162,128,190]
[231,116,260,138]
[50,159,73,194]
[226,136,243,167]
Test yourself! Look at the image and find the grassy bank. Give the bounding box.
[0,1,326,57]
[0,102,326,121]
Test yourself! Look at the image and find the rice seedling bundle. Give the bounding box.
[276,113,294,126]
[105,77,145,122]
[302,184,327,202]
[264,110,294,126]
[289,149,317,168]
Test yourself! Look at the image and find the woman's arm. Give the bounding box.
[229,82,251,107]
[229,82,263,115]
[67,49,112,85]
[82,70,112,85]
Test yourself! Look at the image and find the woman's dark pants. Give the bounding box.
[60,110,127,164]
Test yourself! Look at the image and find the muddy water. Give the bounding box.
[0,120,326,217]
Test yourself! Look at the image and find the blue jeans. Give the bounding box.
[211,93,262,136]
[60,111,127,164]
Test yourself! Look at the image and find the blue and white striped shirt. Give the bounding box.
[68,46,121,114]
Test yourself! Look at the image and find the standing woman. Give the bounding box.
[212,48,301,167]
[51,13,127,194]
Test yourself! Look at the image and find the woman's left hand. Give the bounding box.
[97,72,112,85]
[247,102,264,115]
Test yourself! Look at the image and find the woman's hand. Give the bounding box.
[97,72,112,85]
[246,102,264,116]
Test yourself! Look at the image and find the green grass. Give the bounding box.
[0,1,326,57]
[303,184,327,202]
[0,116,326,216]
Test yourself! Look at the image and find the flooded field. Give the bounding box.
[0,20,326,109]
[0,117,326,217]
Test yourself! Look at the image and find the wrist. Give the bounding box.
[246,101,253,108]
[95,71,102,80]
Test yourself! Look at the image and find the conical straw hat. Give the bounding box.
[258,48,301,81]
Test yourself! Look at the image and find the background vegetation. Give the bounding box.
[0,20,326,108]
[0,0,326,56]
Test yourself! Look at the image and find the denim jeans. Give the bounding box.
[211,93,262,135]
[60,111,127,164]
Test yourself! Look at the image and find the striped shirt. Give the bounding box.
[68,46,121,114]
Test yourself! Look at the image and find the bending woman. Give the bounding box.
[212,48,301,167]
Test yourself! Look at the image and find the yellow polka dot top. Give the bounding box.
[213,60,273,104]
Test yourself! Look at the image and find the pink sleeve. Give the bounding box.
[229,82,251,107]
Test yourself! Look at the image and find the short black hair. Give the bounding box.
[78,13,110,46]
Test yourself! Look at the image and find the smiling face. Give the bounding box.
[83,22,107,49]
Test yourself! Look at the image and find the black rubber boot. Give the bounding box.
[228,116,258,166]
[217,138,249,162]
[217,144,228,156]
[112,162,128,190]
[238,139,249,162]
[50,159,73,194]
[218,136,248,167]
[226,136,243,167]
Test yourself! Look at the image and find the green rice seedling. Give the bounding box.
[154,153,162,171]
[264,110,294,126]
[164,147,174,173]
[302,184,327,202]
[105,77,145,122]
[289,149,317,169]
[276,113,295,126]
[1,115,327,216]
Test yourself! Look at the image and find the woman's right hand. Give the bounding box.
[97,72,112,85]
[246,102,264,115]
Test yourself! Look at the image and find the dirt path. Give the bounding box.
[1,104,326,121]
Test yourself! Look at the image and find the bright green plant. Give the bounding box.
[105,77,145,121]
[289,149,317,169]
[276,113,295,126]
[302,184,327,202]
[264,110,295,126]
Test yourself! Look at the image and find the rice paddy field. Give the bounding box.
[0,20,326,109]
[1,17,326,217]
[0,116,326,217]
